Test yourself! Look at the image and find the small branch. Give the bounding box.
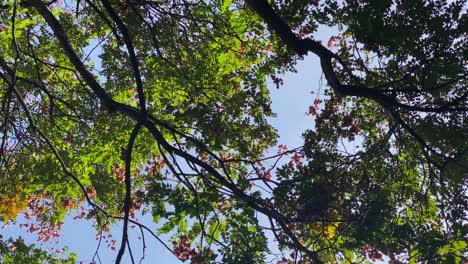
[92,222,104,264]
[126,239,136,264]
[138,225,147,264]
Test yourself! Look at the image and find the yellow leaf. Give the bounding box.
[325,224,337,239]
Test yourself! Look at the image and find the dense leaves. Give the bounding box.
[0,0,466,263]
[0,236,76,264]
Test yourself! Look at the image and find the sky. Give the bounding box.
[1,22,336,264]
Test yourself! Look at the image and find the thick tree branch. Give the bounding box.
[244,0,395,105]
[245,1,331,58]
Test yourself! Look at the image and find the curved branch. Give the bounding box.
[244,0,394,105]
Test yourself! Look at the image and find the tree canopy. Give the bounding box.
[0,0,466,263]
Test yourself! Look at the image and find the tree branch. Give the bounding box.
[100,0,147,114]
[116,123,141,264]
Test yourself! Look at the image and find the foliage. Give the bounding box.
[0,236,77,264]
[0,0,466,263]
[0,180,29,221]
